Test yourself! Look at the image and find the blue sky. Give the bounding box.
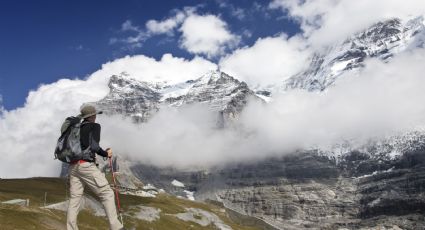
[0,0,299,110]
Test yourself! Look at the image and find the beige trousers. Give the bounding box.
[67,162,123,230]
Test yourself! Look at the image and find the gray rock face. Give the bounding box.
[94,70,260,124]
[135,150,425,229]
[96,74,161,122]
[284,17,425,91]
[217,178,359,229]
[179,71,256,121]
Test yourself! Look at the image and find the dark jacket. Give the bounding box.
[80,121,108,161]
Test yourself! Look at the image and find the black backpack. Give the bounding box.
[54,116,91,163]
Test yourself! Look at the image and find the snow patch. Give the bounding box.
[1,199,28,206]
[356,167,395,179]
[143,183,157,190]
[184,190,195,201]
[134,190,157,198]
[134,205,161,222]
[330,60,352,75]
[256,94,272,103]
[159,81,194,101]
[171,179,185,187]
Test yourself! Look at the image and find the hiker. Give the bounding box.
[66,105,124,230]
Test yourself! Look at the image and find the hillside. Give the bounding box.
[0,177,267,230]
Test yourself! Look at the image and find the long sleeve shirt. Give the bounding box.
[80,121,108,160]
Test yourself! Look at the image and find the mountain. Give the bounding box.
[283,16,425,91]
[95,70,261,125]
[58,16,425,229]
[96,73,161,122]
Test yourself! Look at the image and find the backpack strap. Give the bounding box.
[60,116,82,135]
[80,120,95,162]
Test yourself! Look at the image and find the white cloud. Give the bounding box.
[270,0,425,47]
[113,6,241,57]
[0,54,216,178]
[109,20,145,48]
[111,7,197,49]
[0,95,4,116]
[146,11,187,35]
[219,35,311,88]
[216,0,246,20]
[97,53,216,84]
[179,14,240,58]
[98,106,250,168]
[121,20,141,32]
[93,49,425,169]
[230,7,246,20]
[0,78,108,178]
[111,21,147,49]
[240,49,425,152]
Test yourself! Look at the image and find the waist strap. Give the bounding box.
[70,160,88,165]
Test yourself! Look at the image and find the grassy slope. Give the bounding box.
[0,178,259,230]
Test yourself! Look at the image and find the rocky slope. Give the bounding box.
[132,148,425,229]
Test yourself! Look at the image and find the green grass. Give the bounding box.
[0,177,68,207]
[0,177,260,230]
[0,204,109,230]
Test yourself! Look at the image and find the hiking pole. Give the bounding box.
[109,156,124,224]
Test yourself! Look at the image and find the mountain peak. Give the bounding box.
[195,70,244,86]
[283,16,425,92]
[355,18,402,42]
[94,70,260,122]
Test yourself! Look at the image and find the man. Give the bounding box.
[67,104,124,230]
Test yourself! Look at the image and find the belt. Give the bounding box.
[70,160,88,165]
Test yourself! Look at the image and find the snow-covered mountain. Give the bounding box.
[284,16,425,91]
[96,73,161,122]
[95,70,261,124]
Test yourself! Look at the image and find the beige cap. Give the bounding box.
[80,104,103,119]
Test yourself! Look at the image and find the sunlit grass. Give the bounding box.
[0,177,260,230]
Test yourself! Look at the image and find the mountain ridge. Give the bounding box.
[283,16,425,92]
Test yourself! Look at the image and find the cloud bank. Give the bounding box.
[0,54,215,178]
[219,35,310,88]
[91,49,425,169]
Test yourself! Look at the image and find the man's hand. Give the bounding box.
[106,148,113,158]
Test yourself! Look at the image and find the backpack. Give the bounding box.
[54,116,91,163]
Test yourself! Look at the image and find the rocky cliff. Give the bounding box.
[133,148,425,229]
